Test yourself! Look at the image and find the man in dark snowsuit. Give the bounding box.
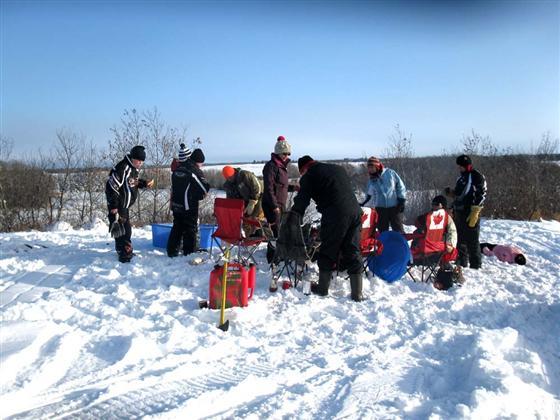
[291,155,364,302]
[105,145,153,263]
[167,148,210,257]
[446,154,487,269]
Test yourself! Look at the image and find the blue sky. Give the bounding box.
[1,0,558,162]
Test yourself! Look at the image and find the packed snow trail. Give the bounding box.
[1,219,559,418]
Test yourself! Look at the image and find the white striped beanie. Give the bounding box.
[178,143,192,162]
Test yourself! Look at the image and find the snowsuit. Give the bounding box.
[480,243,524,264]
[362,168,406,233]
[167,160,210,256]
[452,168,487,269]
[105,155,149,261]
[292,162,362,274]
[223,169,263,219]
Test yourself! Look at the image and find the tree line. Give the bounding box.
[1,111,558,232]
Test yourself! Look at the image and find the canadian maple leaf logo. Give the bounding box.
[433,214,444,225]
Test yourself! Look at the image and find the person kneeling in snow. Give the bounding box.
[480,243,526,265]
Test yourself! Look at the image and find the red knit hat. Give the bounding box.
[367,156,383,172]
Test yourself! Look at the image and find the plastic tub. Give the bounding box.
[152,223,173,248]
[199,224,220,249]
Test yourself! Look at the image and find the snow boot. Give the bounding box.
[349,273,363,302]
[311,270,331,296]
[269,264,279,292]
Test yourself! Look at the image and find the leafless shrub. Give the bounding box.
[109,108,191,224]
[0,160,56,231]
[0,135,14,162]
[204,168,225,189]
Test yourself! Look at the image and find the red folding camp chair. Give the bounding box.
[212,198,267,265]
[406,208,457,283]
[360,207,383,271]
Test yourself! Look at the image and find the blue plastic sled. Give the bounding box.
[367,231,411,283]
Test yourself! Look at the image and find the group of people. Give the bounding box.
[105,139,525,297]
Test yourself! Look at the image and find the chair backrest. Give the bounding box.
[213,198,245,244]
[414,209,449,255]
[360,207,378,242]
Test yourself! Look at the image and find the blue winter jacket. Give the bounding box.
[363,168,406,208]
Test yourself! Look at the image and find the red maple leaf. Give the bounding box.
[433,214,444,225]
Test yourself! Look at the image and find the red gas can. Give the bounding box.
[209,263,256,309]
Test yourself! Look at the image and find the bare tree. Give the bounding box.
[384,124,413,159]
[109,108,188,224]
[51,129,83,222]
[0,135,14,162]
[460,129,492,155]
[75,141,107,224]
[536,131,559,157]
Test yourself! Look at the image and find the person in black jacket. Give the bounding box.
[167,148,210,257]
[290,155,363,302]
[445,154,487,269]
[105,145,154,262]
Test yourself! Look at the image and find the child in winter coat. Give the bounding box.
[480,243,526,265]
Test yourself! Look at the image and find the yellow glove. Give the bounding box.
[466,205,482,228]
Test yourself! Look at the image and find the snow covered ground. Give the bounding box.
[1,218,559,419]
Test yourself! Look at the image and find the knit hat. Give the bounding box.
[514,254,526,265]
[190,148,205,163]
[178,143,192,162]
[274,136,291,155]
[456,154,472,168]
[367,156,383,171]
[297,155,314,174]
[129,145,146,161]
[431,195,448,208]
[222,165,236,179]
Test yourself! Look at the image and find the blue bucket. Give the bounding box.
[152,223,173,248]
[199,224,219,249]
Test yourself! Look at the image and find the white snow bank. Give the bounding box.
[1,219,559,418]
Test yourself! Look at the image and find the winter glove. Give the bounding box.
[466,205,482,228]
[244,200,256,216]
[397,198,406,213]
[110,214,126,239]
[444,187,456,198]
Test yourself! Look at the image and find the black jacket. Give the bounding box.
[453,168,487,212]
[292,162,360,217]
[105,155,147,210]
[171,160,210,213]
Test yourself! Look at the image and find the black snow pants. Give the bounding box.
[167,209,199,257]
[318,210,362,274]
[108,208,133,261]
[455,210,482,269]
[376,206,404,233]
